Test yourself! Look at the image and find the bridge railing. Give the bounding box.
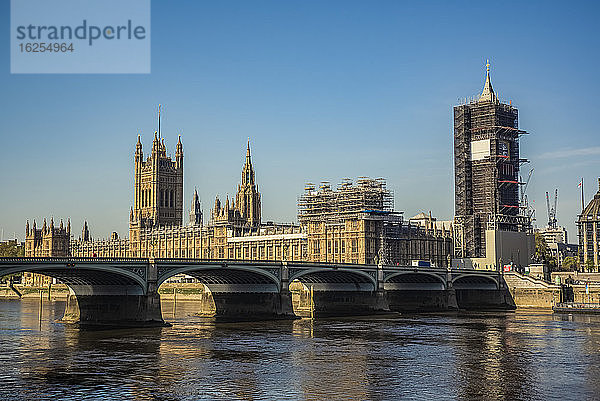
[0,257,501,277]
[0,257,149,264]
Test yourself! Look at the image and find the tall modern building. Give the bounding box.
[453,62,533,269]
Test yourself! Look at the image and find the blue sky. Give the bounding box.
[1,1,599,243]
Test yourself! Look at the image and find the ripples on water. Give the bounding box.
[0,299,599,400]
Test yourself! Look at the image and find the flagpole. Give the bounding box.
[581,177,585,212]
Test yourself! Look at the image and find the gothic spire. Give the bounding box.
[136,134,142,154]
[478,59,497,103]
[176,135,183,155]
[241,138,255,186]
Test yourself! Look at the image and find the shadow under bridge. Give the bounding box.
[156,261,282,293]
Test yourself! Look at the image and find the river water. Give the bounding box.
[0,299,599,401]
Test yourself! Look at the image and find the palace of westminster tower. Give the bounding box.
[28,118,452,267]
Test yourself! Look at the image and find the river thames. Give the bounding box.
[0,299,599,400]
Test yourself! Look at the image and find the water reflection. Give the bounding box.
[1,300,600,400]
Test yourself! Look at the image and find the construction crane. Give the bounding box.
[520,168,534,204]
[545,189,558,228]
[519,168,535,221]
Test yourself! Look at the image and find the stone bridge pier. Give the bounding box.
[157,261,296,321]
[0,258,167,328]
[0,258,517,327]
[289,265,390,317]
[62,262,165,327]
[384,269,458,312]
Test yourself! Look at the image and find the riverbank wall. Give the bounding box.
[504,272,600,308]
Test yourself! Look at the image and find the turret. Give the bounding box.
[42,218,47,235]
[214,196,221,215]
[130,206,134,222]
[59,219,64,230]
[67,218,71,235]
[135,134,143,157]
[189,189,202,226]
[176,135,183,169]
[82,221,90,242]
[152,131,160,156]
[25,220,30,236]
[50,217,54,231]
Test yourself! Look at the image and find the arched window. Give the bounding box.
[170,190,174,208]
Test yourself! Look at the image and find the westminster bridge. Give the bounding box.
[0,257,515,327]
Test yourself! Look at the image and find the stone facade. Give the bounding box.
[27,131,453,269]
[578,179,600,271]
[299,180,453,267]
[23,217,70,285]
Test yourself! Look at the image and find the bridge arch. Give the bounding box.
[384,272,446,290]
[452,274,499,290]
[289,268,377,291]
[157,263,280,292]
[0,258,165,327]
[0,262,147,294]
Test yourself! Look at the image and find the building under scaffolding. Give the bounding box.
[299,178,453,266]
[453,62,533,269]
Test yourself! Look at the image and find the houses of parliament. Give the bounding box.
[25,126,453,271]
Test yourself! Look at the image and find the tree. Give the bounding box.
[0,241,24,257]
[534,232,556,270]
[0,242,24,283]
[561,256,579,272]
